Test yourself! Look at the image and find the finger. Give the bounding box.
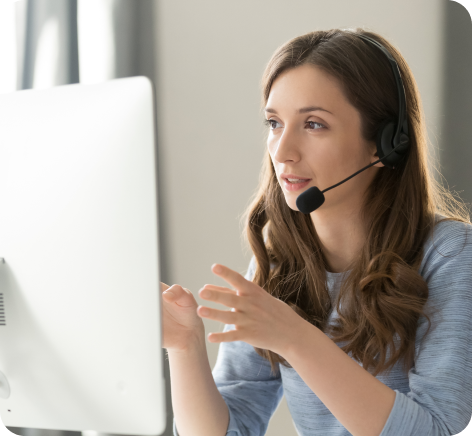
[211,264,252,295]
[200,284,237,294]
[207,329,241,343]
[197,306,239,324]
[199,286,242,310]
[162,284,182,300]
[160,282,170,293]
[163,284,196,308]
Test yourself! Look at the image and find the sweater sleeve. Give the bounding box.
[210,256,284,436]
[173,256,284,436]
[379,219,472,436]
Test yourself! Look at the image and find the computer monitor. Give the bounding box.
[0,76,166,435]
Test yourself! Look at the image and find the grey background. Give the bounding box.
[442,0,472,207]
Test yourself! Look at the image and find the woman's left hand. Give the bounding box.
[196,263,303,357]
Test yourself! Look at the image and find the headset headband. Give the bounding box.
[357,34,409,148]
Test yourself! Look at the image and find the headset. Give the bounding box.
[296,33,411,214]
[357,34,410,168]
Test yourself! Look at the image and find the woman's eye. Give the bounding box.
[306,121,325,130]
[264,119,325,130]
[264,119,282,130]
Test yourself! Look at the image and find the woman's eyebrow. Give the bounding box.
[264,106,333,115]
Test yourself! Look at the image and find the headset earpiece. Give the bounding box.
[376,118,397,169]
[376,119,409,169]
[375,118,410,169]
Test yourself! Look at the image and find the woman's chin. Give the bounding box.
[283,195,299,211]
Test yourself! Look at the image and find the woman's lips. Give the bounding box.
[282,177,311,192]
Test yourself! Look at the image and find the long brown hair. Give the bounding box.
[244,28,470,377]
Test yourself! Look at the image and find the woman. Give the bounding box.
[161,28,472,436]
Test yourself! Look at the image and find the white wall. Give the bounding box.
[154,0,445,434]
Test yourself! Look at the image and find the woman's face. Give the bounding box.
[265,63,382,214]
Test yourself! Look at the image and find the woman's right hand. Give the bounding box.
[161,282,205,352]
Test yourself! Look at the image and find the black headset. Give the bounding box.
[357,34,410,169]
[296,34,411,213]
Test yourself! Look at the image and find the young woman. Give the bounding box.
[161,28,472,436]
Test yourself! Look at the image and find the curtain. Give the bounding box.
[16,0,157,89]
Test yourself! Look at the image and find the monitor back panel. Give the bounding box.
[0,77,165,435]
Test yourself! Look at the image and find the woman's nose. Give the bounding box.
[272,127,302,163]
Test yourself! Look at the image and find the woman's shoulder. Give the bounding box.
[424,213,472,252]
[419,213,472,279]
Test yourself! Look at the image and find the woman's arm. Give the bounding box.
[168,330,230,436]
[281,318,396,436]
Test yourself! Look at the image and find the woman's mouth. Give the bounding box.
[282,177,311,192]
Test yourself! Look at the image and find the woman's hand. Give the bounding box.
[161,282,205,352]
[196,264,303,357]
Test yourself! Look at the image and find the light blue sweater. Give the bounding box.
[173,217,472,435]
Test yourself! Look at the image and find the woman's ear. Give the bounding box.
[372,154,385,168]
[370,141,385,168]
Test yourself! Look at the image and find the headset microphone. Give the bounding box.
[295,34,410,215]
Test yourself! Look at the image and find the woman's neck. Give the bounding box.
[310,203,366,273]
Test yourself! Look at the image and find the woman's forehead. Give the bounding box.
[266,65,355,120]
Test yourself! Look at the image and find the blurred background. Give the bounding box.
[0,0,471,435]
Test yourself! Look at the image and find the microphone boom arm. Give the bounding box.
[322,141,407,194]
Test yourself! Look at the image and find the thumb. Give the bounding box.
[163,285,196,308]
[162,289,176,300]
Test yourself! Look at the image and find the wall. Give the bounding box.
[442,1,472,207]
[154,1,447,434]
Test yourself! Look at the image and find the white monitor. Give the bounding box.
[0,76,166,435]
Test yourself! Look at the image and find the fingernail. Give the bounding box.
[213,264,222,273]
[199,306,209,316]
